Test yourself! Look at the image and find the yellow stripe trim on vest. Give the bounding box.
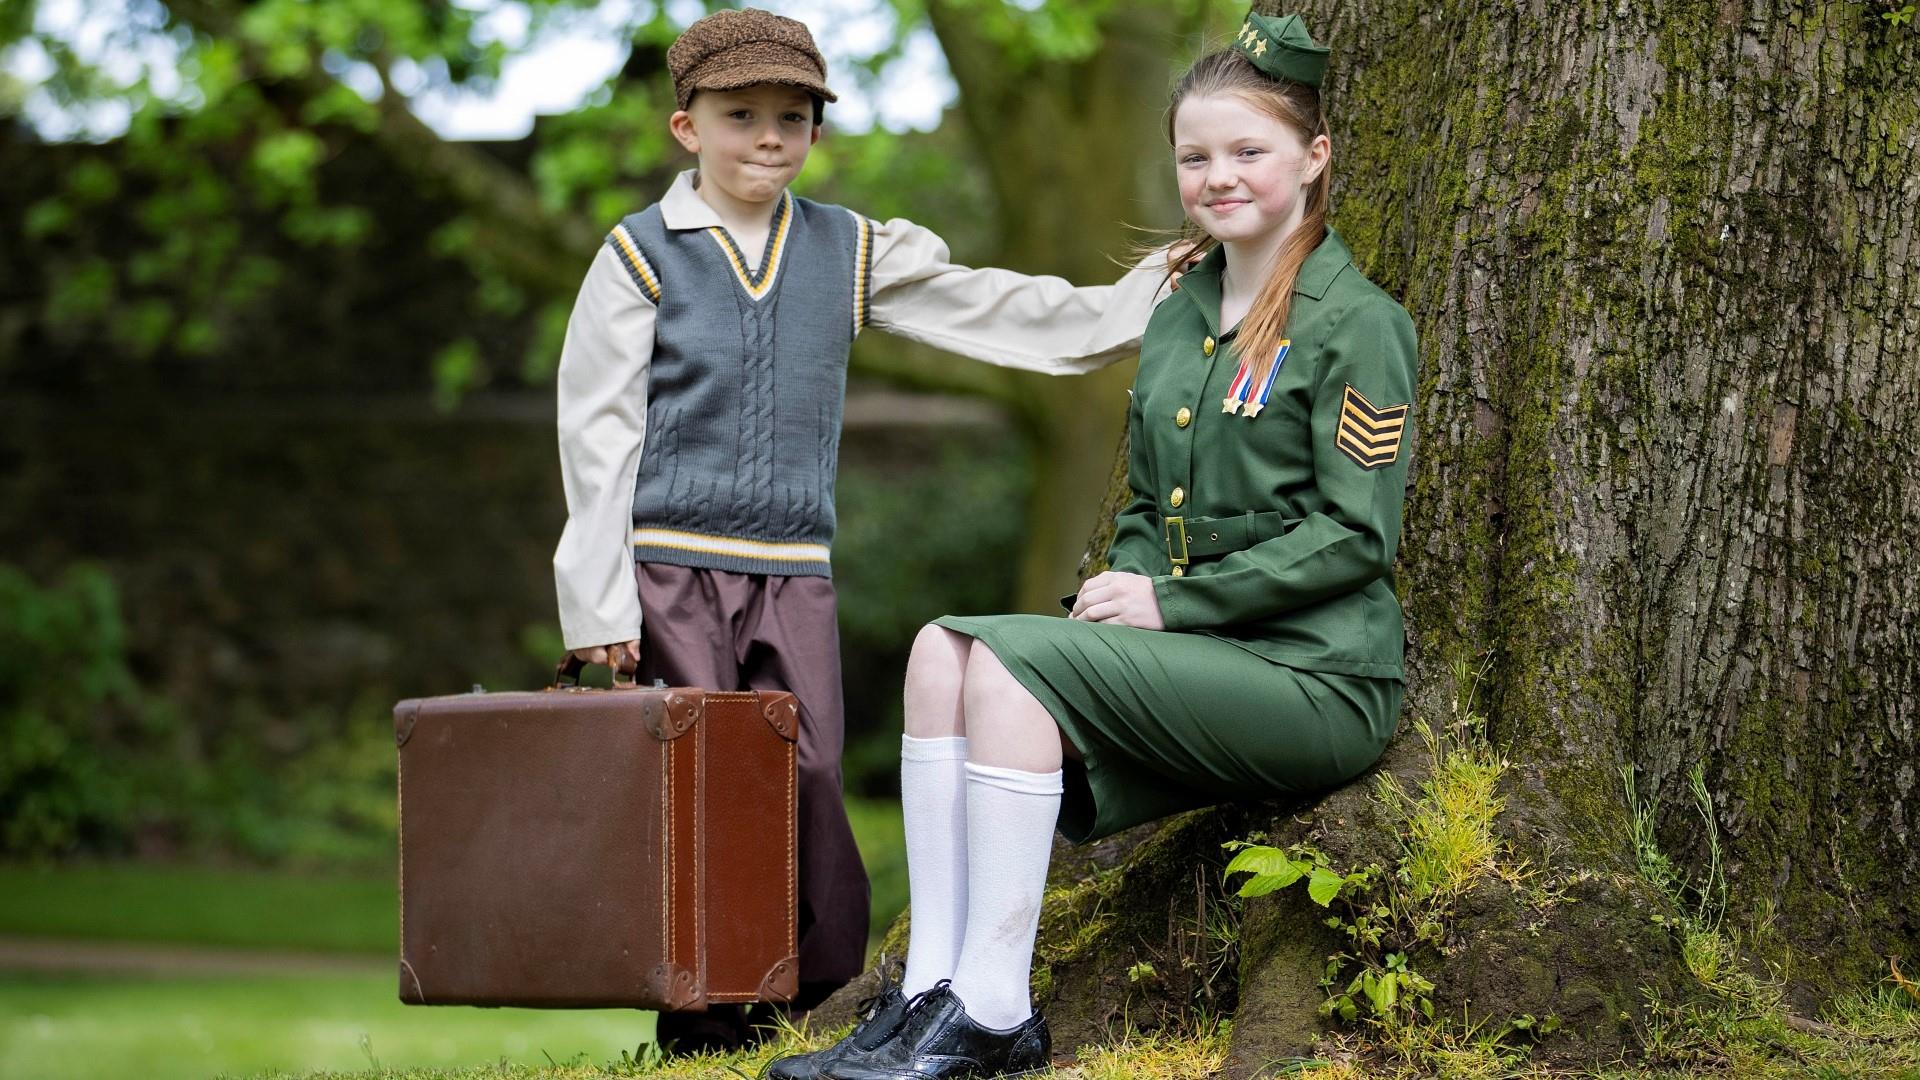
[608,225,661,304]
[853,213,873,334]
[631,526,831,564]
[705,191,793,300]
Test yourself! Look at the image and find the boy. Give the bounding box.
[551,6,1164,1051]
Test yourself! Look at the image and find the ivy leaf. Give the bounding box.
[1307,867,1345,906]
[1225,846,1308,897]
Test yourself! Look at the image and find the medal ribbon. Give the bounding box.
[1222,356,1256,413]
[1222,340,1292,417]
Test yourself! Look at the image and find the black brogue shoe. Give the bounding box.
[763,971,913,1079]
[823,983,1051,1080]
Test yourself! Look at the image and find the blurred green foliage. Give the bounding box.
[0,564,398,867]
[832,427,1032,794]
[0,564,141,855]
[835,432,1032,668]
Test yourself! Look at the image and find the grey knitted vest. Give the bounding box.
[608,190,873,577]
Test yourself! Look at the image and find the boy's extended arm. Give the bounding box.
[553,244,656,651]
[863,217,1173,374]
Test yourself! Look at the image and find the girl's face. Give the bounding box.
[1171,92,1328,247]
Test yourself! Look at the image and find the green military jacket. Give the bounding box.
[1107,226,1418,680]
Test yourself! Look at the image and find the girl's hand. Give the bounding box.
[1069,571,1166,630]
[571,640,640,672]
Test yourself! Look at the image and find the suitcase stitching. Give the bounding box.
[662,733,672,986]
[695,705,704,999]
[786,722,795,974]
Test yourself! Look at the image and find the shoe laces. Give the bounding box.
[898,979,953,1021]
[852,961,905,1022]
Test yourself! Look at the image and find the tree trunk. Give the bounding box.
[1307,0,1918,1014]
[828,0,1919,1068]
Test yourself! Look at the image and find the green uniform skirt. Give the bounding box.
[934,614,1402,843]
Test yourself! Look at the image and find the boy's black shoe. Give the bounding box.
[823,982,1050,1080]
[656,1004,754,1057]
[763,968,912,1080]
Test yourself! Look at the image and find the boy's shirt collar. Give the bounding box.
[659,169,794,232]
[659,170,723,230]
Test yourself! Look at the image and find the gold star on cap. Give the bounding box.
[1253,37,1269,57]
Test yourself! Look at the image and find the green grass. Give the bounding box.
[0,797,908,1080]
[0,863,396,953]
[0,971,653,1080]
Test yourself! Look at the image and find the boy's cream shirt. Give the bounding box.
[554,170,1174,650]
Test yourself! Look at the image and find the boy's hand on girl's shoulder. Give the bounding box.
[1166,239,1207,292]
[1069,571,1166,631]
[570,640,641,673]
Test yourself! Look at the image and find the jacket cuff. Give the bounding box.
[1152,575,1197,630]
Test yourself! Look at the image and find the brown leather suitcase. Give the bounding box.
[394,666,799,1010]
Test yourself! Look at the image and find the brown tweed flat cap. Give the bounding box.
[667,8,838,115]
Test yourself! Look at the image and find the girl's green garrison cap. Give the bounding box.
[1231,11,1330,88]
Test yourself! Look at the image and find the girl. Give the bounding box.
[769,11,1416,1079]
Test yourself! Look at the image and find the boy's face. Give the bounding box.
[669,83,820,207]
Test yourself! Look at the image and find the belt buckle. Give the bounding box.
[1164,516,1189,568]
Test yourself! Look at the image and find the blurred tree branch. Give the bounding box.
[160,0,597,297]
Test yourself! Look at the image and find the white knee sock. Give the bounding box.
[948,762,1062,1030]
[900,735,970,995]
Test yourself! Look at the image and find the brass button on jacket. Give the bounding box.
[1175,407,1193,428]
[1202,336,1216,356]
[1170,486,1185,508]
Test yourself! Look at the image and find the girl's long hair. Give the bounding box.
[1162,49,1330,389]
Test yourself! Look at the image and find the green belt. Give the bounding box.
[1164,511,1302,567]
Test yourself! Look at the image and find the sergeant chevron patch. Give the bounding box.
[1336,385,1410,470]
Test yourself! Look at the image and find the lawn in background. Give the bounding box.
[0,970,652,1080]
[0,863,393,953]
[0,795,906,1080]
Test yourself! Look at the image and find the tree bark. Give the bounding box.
[1301,0,1918,1011]
[827,0,1919,1068]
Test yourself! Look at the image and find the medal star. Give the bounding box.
[1242,401,1266,418]
[1253,37,1269,57]
[1223,396,1242,414]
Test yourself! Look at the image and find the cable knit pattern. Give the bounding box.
[619,197,858,577]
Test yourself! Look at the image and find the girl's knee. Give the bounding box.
[907,625,969,680]
[961,639,1021,702]
[904,624,970,739]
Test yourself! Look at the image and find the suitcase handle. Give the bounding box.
[553,649,639,689]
